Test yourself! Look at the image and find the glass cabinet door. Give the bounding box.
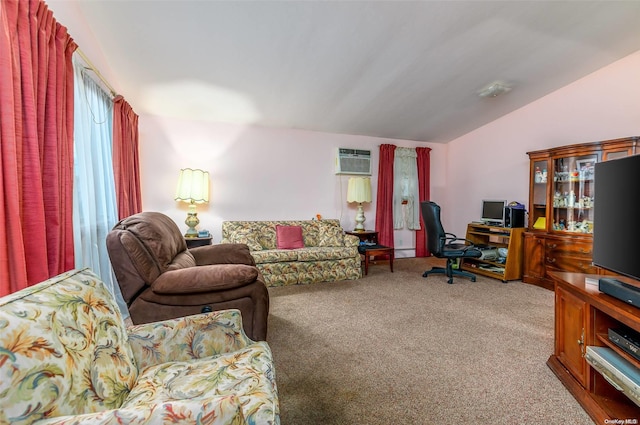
[552,153,600,233]
[531,160,548,230]
[603,147,633,162]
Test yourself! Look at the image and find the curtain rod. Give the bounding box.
[76,48,118,98]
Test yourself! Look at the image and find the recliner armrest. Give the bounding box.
[190,243,256,266]
[151,264,259,294]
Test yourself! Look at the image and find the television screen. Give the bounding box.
[593,155,640,281]
[481,200,506,225]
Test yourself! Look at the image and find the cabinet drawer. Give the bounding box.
[545,239,597,274]
[546,239,592,258]
[546,256,598,274]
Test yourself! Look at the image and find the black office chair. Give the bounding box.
[420,201,482,284]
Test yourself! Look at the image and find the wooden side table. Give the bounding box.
[357,244,394,275]
[346,231,393,275]
[345,230,378,244]
[185,236,213,249]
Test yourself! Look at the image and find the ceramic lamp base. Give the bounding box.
[354,203,366,231]
[184,202,200,237]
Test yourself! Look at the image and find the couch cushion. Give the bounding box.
[0,268,138,423]
[122,342,279,424]
[276,225,304,249]
[299,221,320,246]
[318,225,345,247]
[251,249,299,264]
[295,246,356,262]
[225,228,263,251]
[222,221,277,250]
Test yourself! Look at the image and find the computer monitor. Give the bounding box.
[481,200,507,226]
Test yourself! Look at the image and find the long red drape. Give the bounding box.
[415,147,432,257]
[0,0,76,295]
[113,95,142,219]
[375,144,396,247]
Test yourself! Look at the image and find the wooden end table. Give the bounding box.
[185,236,213,249]
[357,244,394,275]
[345,231,394,275]
[345,230,378,244]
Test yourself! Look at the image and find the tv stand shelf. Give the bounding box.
[461,223,524,282]
[548,271,640,423]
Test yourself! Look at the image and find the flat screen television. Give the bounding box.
[481,200,507,226]
[592,154,640,281]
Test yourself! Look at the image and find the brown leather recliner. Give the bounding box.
[106,211,269,341]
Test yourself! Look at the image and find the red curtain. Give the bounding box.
[113,95,142,219]
[375,144,396,247]
[0,0,76,295]
[415,147,432,257]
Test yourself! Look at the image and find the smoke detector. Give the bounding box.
[478,81,512,98]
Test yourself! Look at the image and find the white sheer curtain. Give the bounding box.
[393,147,420,229]
[72,55,129,318]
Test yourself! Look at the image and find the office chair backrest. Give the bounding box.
[420,201,446,257]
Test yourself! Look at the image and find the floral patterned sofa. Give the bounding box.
[221,219,361,286]
[0,268,280,425]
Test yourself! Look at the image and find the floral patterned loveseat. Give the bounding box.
[222,219,361,286]
[0,268,279,425]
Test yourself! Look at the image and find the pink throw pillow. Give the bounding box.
[276,225,304,249]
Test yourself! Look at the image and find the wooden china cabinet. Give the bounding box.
[523,137,639,290]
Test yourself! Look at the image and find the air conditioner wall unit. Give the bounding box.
[335,148,372,175]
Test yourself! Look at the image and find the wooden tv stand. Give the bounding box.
[548,271,640,423]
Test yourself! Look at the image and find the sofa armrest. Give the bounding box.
[35,394,246,424]
[343,233,360,247]
[127,309,254,371]
[151,264,259,294]
[190,243,256,266]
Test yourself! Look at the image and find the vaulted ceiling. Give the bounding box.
[48,1,640,143]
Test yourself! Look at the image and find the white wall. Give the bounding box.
[139,117,445,256]
[444,49,640,237]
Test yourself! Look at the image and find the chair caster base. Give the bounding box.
[422,263,477,284]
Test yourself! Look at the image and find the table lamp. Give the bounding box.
[347,177,372,232]
[175,168,209,237]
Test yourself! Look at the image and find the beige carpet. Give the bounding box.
[266,257,594,424]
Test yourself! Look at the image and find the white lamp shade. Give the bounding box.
[347,177,372,203]
[175,168,210,203]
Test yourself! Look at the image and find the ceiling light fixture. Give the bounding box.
[478,81,512,98]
